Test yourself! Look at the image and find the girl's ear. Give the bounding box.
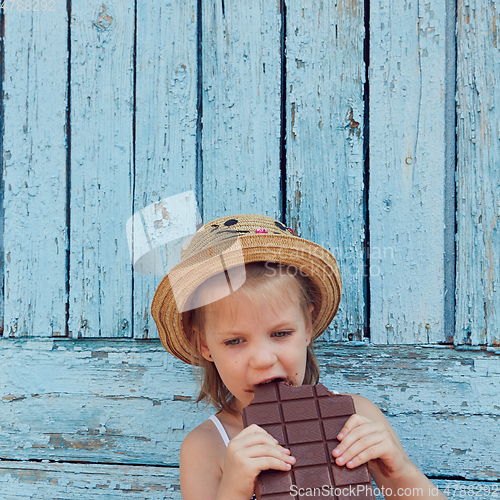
[193,325,213,362]
[305,304,314,346]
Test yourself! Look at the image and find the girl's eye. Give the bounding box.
[273,331,292,338]
[224,338,242,346]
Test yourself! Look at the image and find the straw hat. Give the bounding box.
[151,214,342,364]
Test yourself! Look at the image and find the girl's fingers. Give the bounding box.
[231,431,287,452]
[336,440,389,468]
[252,456,294,472]
[333,422,395,468]
[228,430,295,467]
[235,424,281,444]
[333,421,382,457]
[229,424,299,473]
[244,444,296,465]
[238,423,272,437]
[336,414,371,440]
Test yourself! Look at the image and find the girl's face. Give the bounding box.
[196,284,313,413]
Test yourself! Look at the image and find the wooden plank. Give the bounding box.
[456,0,500,346]
[1,339,498,479]
[0,4,4,337]
[2,6,68,337]
[319,344,500,480]
[369,0,447,344]
[201,0,282,219]
[2,462,496,500]
[133,1,198,339]
[0,339,212,465]
[377,479,500,500]
[286,0,366,341]
[1,463,497,500]
[433,480,500,500]
[68,0,134,338]
[0,461,182,499]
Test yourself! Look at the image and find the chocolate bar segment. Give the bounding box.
[242,381,375,500]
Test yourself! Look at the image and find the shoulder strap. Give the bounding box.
[209,414,230,447]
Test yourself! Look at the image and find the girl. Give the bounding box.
[151,214,446,500]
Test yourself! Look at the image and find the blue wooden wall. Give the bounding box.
[1,0,499,347]
[0,0,499,497]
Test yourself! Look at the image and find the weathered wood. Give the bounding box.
[0,339,211,464]
[319,343,500,480]
[456,0,500,346]
[1,339,498,480]
[369,0,447,344]
[133,0,198,339]
[0,460,495,500]
[0,461,182,499]
[317,344,500,417]
[2,7,68,337]
[286,0,366,341]
[68,0,134,338]
[201,0,282,219]
[433,480,500,500]
[375,479,500,500]
[375,479,499,500]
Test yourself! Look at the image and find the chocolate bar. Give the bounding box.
[242,381,375,500]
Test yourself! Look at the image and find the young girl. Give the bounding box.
[151,214,446,500]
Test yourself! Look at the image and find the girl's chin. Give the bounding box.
[240,396,253,408]
[235,395,253,412]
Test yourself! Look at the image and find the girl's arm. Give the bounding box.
[335,395,447,500]
[180,423,225,499]
[180,422,295,500]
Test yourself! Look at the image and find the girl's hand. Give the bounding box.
[331,396,447,500]
[217,424,296,500]
[332,413,409,478]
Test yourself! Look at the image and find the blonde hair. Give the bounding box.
[185,262,321,414]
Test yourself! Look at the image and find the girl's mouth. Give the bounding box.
[256,377,289,387]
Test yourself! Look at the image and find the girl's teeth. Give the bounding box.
[263,378,283,384]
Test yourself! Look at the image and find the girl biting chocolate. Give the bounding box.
[151,214,447,500]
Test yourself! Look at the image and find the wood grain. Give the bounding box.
[68,0,134,338]
[0,460,495,500]
[0,460,182,499]
[133,0,198,339]
[369,0,447,344]
[2,7,68,337]
[201,0,282,219]
[456,0,500,346]
[1,339,498,480]
[285,0,366,341]
[1,2,499,498]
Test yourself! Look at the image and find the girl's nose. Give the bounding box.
[248,341,278,369]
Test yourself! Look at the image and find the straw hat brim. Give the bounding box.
[151,233,342,365]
